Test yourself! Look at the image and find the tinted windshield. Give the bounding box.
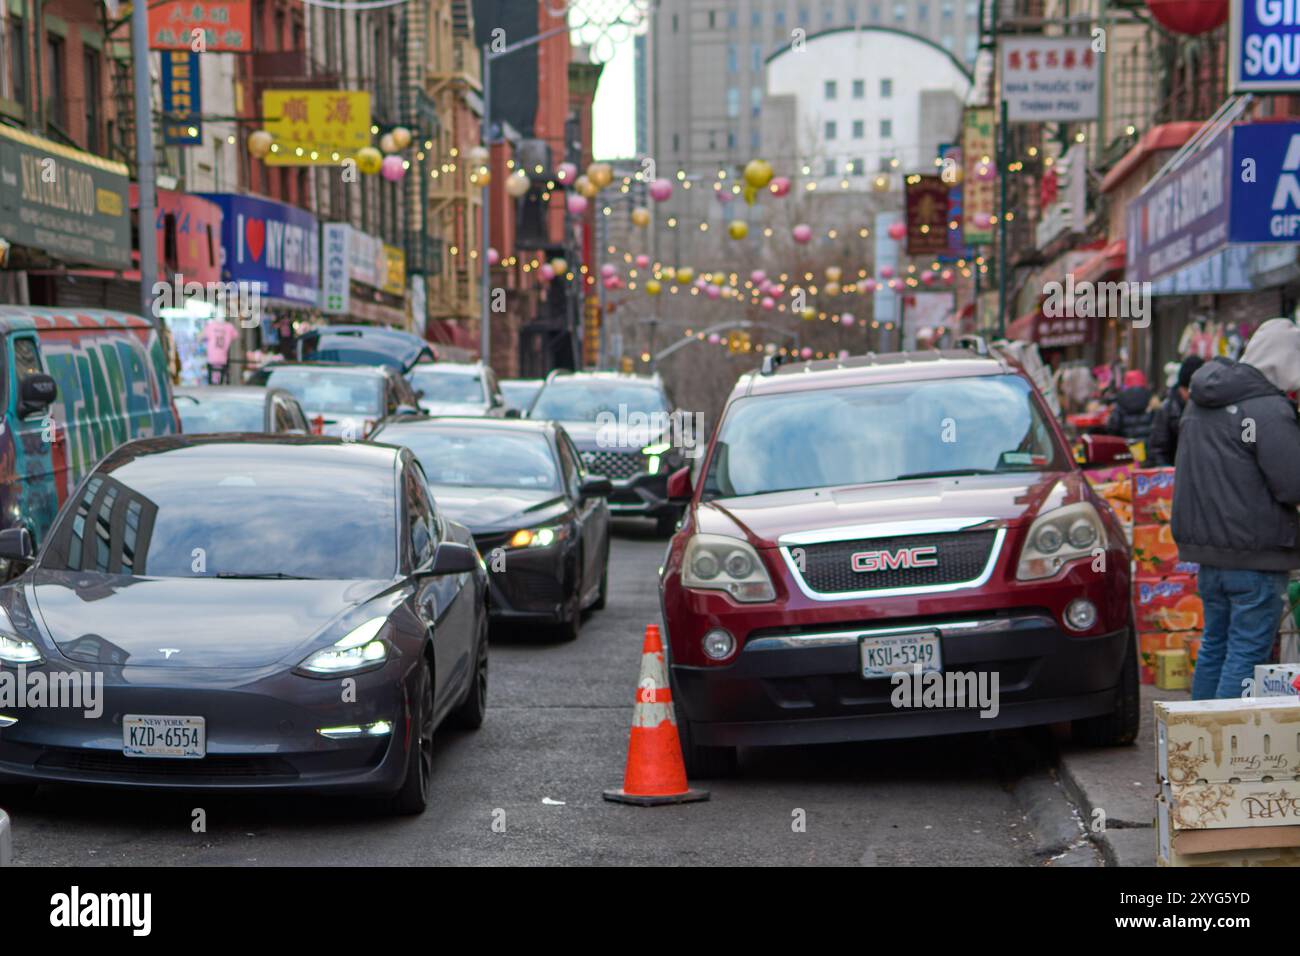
[176,396,265,434]
[40,447,397,578]
[263,368,383,416]
[529,380,667,422]
[409,368,484,404]
[500,381,540,409]
[702,375,1066,499]
[379,427,560,490]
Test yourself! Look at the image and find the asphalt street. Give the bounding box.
[7,522,1100,866]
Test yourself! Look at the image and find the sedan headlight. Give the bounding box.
[0,608,41,665]
[298,617,389,676]
[508,524,569,549]
[1017,502,1108,581]
[681,533,776,602]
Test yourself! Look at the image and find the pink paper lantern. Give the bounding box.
[705,285,721,300]
[487,247,500,266]
[557,162,578,183]
[887,222,906,242]
[715,188,733,204]
[539,263,556,281]
[888,278,901,290]
[880,266,895,279]
[941,269,954,283]
[770,176,792,197]
[861,279,878,293]
[973,212,994,229]
[649,178,673,202]
[600,263,617,278]
[707,333,721,344]
[800,346,813,359]
[792,224,812,244]
[566,193,589,215]
[839,349,850,359]
[635,254,650,269]
[841,313,855,327]
[761,296,775,310]
[381,155,406,181]
[921,270,936,285]
[751,269,766,284]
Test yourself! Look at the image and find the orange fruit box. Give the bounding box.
[1134,575,1204,633]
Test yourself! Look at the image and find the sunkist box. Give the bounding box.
[1132,467,1176,525]
[1135,575,1204,632]
[1156,697,1300,786]
[1254,664,1300,698]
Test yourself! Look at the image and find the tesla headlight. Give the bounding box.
[681,533,776,602]
[298,617,389,675]
[0,608,41,665]
[509,525,568,549]
[1018,502,1108,581]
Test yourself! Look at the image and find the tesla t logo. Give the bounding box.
[158,648,180,659]
[850,546,939,573]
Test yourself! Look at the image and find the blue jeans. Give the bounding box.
[1191,566,1288,700]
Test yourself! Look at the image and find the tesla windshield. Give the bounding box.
[701,374,1067,499]
[380,427,561,491]
[409,369,485,404]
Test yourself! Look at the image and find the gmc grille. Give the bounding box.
[791,530,999,595]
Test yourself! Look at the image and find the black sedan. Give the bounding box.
[248,362,422,438]
[174,385,311,434]
[372,417,611,641]
[0,436,488,815]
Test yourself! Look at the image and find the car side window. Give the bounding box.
[287,399,310,432]
[13,336,41,379]
[556,435,582,498]
[405,465,436,567]
[272,400,296,433]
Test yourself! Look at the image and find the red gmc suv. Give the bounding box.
[659,348,1138,777]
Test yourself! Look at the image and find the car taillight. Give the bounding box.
[311,415,325,436]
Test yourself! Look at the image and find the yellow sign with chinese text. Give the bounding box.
[382,244,406,297]
[262,90,371,166]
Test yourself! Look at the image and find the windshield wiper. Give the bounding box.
[215,571,319,580]
[893,469,1001,481]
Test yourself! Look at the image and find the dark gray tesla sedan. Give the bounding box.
[0,435,488,815]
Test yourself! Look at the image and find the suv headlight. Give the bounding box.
[1017,501,1108,581]
[298,617,389,676]
[682,533,776,602]
[0,608,42,665]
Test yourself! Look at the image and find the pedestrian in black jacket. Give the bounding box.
[1171,319,1300,699]
[1148,355,1205,466]
[1106,369,1156,447]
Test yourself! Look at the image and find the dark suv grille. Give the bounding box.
[792,530,999,594]
[580,448,644,480]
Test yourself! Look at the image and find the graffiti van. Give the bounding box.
[0,308,180,567]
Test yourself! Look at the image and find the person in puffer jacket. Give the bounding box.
[1172,318,1300,699]
[1106,369,1157,448]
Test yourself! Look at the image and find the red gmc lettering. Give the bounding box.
[851,546,939,573]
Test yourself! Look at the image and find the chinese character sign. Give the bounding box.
[963,109,995,246]
[160,52,201,147]
[148,0,251,52]
[1000,37,1100,123]
[905,175,951,257]
[262,91,372,166]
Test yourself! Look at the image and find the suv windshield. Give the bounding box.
[40,449,397,579]
[702,374,1067,499]
[263,368,383,416]
[530,379,668,422]
[409,368,484,404]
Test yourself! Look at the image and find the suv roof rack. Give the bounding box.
[956,334,990,356]
[760,353,786,376]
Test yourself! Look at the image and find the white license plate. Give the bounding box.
[123,715,206,759]
[859,632,942,679]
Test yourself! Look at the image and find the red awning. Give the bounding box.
[1007,310,1038,343]
[1074,240,1127,285]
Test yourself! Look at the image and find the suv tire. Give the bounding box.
[1071,630,1140,747]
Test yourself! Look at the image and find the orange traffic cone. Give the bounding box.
[603,624,710,806]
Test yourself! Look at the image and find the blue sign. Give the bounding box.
[1230,0,1300,93]
[197,193,320,306]
[160,51,201,146]
[1231,122,1300,243]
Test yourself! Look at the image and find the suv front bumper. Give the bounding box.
[669,612,1131,747]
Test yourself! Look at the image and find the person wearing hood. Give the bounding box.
[1148,356,1205,466]
[1172,318,1300,699]
[1106,369,1157,452]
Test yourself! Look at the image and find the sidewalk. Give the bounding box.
[1055,683,1187,867]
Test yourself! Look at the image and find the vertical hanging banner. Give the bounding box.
[160,52,202,147]
[963,109,996,246]
[906,175,951,257]
[148,0,252,51]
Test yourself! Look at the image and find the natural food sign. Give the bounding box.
[148,0,252,52]
[0,125,131,269]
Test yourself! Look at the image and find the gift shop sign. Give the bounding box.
[1230,0,1300,93]
[198,193,319,306]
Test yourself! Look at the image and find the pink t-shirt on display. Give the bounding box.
[204,321,236,366]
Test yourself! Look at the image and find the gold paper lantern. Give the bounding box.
[356,146,383,175]
[575,175,599,199]
[825,281,842,297]
[390,126,412,150]
[467,145,489,166]
[825,266,843,283]
[551,257,568,275]
[587,162,613,189]
[630,206,651,228]
[743,159,774,189]
[506,171,532,198]
[645,279,662,296]
[247,130,273,159]
[379,132,397,154]
[728,220,749,240]
[675,267,695,284]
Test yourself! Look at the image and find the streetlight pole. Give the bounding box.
[132,0,158,324]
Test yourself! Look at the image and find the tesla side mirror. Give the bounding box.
[0,527,34,563]
[18,373,57,419]
[667,466,693,501]
[1080,434,1134,468]
[430,541,478,575]
[580,475,613,499]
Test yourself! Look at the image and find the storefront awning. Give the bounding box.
[1007,310,1037,343]
[1074,240,1127,286]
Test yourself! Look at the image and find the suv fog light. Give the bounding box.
[702,628,736,660]
[1065,598,1098,632]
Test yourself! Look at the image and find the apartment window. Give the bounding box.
[775,10,786,26]
[824,159,836,176]
[918,2,930,20]
[751,86,762,116]
[852,78,864,99]
[799,7,810,26]
[852,119,864,139]
[850,159,865,176]
[752,43,762,70]
[671,13,678,31]
[870,2,882,21]
[83,47,101,154]
[672,132,680,152]
[825,120,837,140]
[45,34,65,130]
[893,2,906,23]
[824,79,837,100]
[880,118,893,138]
[881,78,893,98]
[942,1,955,19]
[7,16,25,111]
[965,35,979,61]
[727,87,740,118]
[708,10,716,29]
[727,130,736,149]
[846,3,858,23]
[751,128,760,151]
[727,9,738,28]
[751,10,761,27]
[943,34,955,50]
[727,44,738,72]
[823,4,834,24]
